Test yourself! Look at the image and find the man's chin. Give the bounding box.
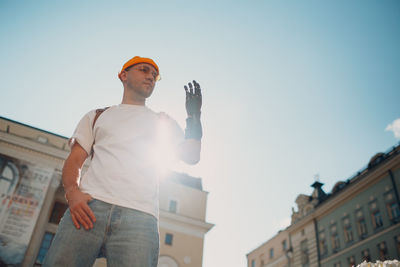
[141,90,154,99]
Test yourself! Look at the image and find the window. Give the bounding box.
[300,239,309,267]
[395,234,400,257]
[165,233,173,245]
[319,239,327,256]
[371,211,383,229]
[355,208,368,239]
[361,249,371,262]
[377,241,388,260]
[356,218,368,239]
[35,232,55,265]
[347,255,356,267]
[168,200,177,213]
[342,216,353,244]
[251,259,255,267]
[49,201,68,224]
[389,202,400,221]
[369,200,383,229]
[332,234,340,251]
[0,160,18,195]
[333,262,341,267]
[282,239,287,251]
[269,248,274,259]
[384,191,400,223]
[330,223,340,251]
[383,191,400,223]
[159,256,179,267]
[318,230,327,256]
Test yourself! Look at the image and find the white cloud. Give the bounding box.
[385,118,400,139]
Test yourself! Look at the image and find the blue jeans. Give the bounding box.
[43,199,159,267]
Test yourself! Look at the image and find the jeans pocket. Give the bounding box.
[87,198,97,206]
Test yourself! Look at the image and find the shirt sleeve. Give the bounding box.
[68,110,96,155]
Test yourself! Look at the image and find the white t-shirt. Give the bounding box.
[70,104,184,218]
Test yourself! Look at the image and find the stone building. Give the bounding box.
[246,229,291,267]
[0,116,213,267]
[247,143,400,267]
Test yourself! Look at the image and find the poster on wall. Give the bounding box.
[0,153,54,266]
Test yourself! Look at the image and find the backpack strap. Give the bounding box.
[90,107,109,159]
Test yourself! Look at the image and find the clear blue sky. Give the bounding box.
[1,1,400,266]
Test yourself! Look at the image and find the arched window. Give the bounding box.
[0,160,19,196]
[158,255,179,267]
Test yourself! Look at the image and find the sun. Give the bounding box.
[151,117,179,178]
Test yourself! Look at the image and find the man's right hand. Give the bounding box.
[65,187,96,230]
[62,142,96,230]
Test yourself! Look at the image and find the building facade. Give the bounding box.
[246,229,291,267]
[0,116,213,267]
[247,143,400,267]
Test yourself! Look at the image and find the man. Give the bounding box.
[43,56,202,267]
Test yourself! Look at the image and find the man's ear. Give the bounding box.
[119,70,127,82]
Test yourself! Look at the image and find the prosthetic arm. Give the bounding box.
[184,80,203,140]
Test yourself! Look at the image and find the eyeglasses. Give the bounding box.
[131,65,161,81]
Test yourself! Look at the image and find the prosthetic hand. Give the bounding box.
[184,80,203,140]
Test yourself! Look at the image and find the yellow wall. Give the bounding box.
[159,228,204,267]
[159,178,208,221]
